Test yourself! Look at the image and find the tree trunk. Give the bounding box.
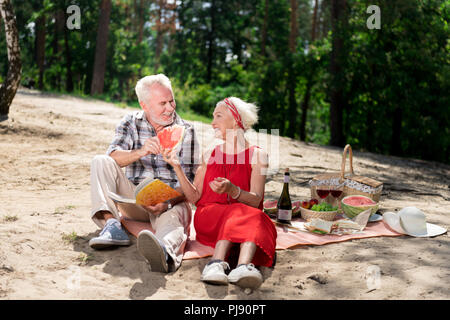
[311,0,318,42]
[0,0,22,122]
[319,0,330,39]
[288,0,298,52]
[287,0,298,138]
[51,9,65,90]
[91,0,112,95]
[154,0,164,71]
[299,79,312,141]
[299,0,319,141]
[35,14,46,90]
[329,0,347,147]
[261,0,268,56]
[136,0,145,45]
[63,17,74,92]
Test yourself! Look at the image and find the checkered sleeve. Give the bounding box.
[179,125,200,183]
[106,114,134,155]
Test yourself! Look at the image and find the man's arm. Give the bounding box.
[110,149,146,168]
[110,136,161,168]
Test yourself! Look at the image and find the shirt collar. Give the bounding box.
[136,110,145,120]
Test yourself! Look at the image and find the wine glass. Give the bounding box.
[316,185,330,203]
[330,182,344,208]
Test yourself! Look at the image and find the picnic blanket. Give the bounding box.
[121,213,403,260]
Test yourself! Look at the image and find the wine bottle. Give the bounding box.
[277,168,292,224]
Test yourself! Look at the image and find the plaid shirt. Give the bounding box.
[106,111,200,188]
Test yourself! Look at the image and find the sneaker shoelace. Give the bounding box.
[245,263,256,271]
[212,261,230,273]
[99,219,118,236]
[236,263,256,271]
[221,262,230,271]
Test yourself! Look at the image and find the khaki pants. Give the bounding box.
[90,155,191,271]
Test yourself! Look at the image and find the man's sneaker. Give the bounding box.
[228,263,263,289]
[137,230,169,273]
[89,218,131,249]
[200,260,230,285]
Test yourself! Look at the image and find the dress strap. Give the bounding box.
[248,145,260,164]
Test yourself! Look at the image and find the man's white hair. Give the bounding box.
[135,74,173,104]
[217,97,259,131]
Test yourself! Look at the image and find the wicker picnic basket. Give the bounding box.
[299,207,338,221]
[309,144,383,202]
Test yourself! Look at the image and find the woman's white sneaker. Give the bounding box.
[228,264,263,289]
[201,260,230,285]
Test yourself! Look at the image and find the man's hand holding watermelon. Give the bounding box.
[139,136,162,157]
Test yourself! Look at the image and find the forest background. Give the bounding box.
[1,0,449,164]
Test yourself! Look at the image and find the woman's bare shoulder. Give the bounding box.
[251,146,269,166]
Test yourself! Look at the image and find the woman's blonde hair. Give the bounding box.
[217,97,259,131]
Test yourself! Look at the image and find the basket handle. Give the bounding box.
[340,144,354,180]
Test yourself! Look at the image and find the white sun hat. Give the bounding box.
[383,207,447,238]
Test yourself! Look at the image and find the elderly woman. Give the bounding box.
[161,97,277,289]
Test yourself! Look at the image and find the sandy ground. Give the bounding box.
[0,88,449,300]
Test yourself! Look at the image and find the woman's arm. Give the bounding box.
[162,148,211,205]
[236,148,268,207]
[173,163,206,204]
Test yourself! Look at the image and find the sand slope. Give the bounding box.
[0,89,449,300]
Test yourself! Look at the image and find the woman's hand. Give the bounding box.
[209,177,233,195]
[161,148,181,168]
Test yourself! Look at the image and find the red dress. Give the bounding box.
[194,145,277,267]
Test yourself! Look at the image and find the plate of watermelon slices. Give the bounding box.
[263,200,303,218]
[343,212,383,222]
[368,213,383,222]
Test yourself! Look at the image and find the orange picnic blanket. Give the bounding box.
[121,212,402,260]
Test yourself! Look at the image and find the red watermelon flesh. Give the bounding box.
[292,201,301,214]
[157,125,185,150]
[263,200,302,217]
[342,195,376,206]
[263,200,278,215]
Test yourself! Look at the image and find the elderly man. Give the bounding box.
[89,74,199,273]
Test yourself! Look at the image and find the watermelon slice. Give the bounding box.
[341,195,379,219]
[157,124,185,150]
[263,200,278,216]
[263,200,302,217]
[292,200,301,217]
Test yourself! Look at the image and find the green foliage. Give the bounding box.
[1,0,448,164]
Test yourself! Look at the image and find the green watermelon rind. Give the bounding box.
[341,195,379,219]
[263,200,302,217]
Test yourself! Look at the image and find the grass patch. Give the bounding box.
[3,214,18,222]
[177,110,212,124]
[77,253,94,265]
[62,231,79,244]
[54,205,76,215]
[32,89,213,124]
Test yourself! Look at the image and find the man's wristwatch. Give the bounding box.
[165,201,172,211]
